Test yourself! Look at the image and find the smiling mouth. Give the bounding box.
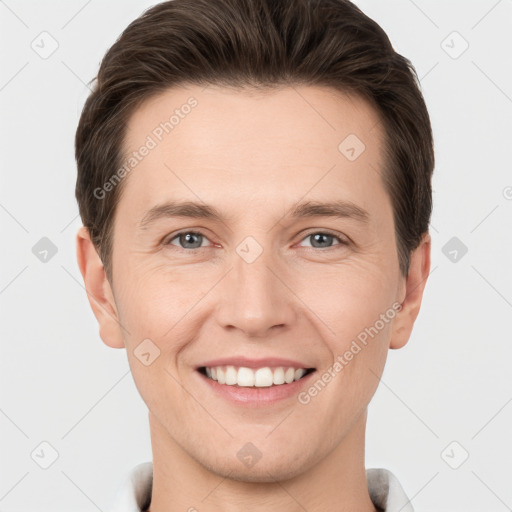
[198,366,316,387]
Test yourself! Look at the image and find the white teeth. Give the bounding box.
[284,367,295,384]
[203,365,311,387]
[237,367,255,387]
[272,367,285,385]
[294,368,306,380]
[225,366,238,385]
[254,368,273,387]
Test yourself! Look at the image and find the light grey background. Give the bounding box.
[1,1,511,511]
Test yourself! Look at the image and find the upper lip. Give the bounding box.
[197,356,316,370]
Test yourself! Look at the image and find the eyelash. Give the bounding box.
[163,229,349,252]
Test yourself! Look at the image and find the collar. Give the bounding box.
[109,461,414,512]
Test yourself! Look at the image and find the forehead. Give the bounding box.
[118,84,388,223]
[122,84,383,160]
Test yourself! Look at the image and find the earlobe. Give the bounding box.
[76,226,125,349]
[389,233,431,350]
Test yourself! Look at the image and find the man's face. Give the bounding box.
[103,85,412,480]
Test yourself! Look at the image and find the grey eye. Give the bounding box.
[300,232,343,249]
[169,232,206,249]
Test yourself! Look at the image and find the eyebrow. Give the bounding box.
[138,199,369,230]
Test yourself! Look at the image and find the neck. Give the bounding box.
[146,409,377,512]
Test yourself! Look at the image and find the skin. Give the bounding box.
[76,84,431,512]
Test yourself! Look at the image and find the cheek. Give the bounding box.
[114,261,203,338]
[115,248,399,349]
[303,273,396,430]
[303,261,398,339]
[113,267,198,415]
[298,262,398,411]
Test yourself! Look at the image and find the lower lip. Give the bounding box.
[196,370,316,407]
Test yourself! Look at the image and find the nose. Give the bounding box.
[216,245,297,338]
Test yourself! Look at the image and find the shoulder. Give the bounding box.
[366,467,414,512]
[109,461,153,512]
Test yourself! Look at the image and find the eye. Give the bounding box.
[163,230,348,251]
[165,231,210,249]
[298,231,347,249]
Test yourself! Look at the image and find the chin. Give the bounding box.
[197,448,314,484]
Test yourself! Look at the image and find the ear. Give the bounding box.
[389,233,431,350]
[76,226,125,349]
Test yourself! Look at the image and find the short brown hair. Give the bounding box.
[75,0,434,280]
